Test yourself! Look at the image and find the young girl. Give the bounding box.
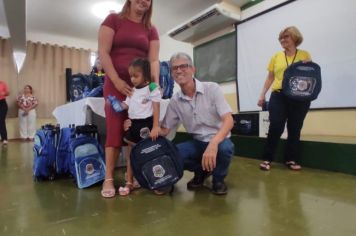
[118,57,161,196]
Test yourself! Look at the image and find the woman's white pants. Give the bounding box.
[18,109,36,139]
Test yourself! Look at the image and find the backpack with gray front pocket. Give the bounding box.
[283,61,322,101]
[69,125,105,189]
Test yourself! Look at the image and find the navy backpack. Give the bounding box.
[130,136,183,190]
[282,61,322,101]
[33,124,60,181]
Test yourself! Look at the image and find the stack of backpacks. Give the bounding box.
[69,73,104,102]
[33,124,106,189]
[68,61,174,102]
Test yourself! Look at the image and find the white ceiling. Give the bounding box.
[0,0,251,50]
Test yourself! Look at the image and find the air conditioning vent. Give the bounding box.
[190,9,219,26]
[169,25,190,37]
[168,2,241,43]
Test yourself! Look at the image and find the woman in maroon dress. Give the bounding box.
[98,0,160,198]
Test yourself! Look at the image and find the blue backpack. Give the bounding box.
[33,124,60,181]
[55,125,76,176]
[282,61,322,101]
[159,61,174,99]
[130,136,183,190]
[69,126,105,189]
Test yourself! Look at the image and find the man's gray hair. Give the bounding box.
[169,52,193,66]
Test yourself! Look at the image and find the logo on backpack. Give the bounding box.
[153,165,165,178]
[85,163,95,175]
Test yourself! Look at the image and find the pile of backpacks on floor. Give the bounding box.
[32,124,106,189]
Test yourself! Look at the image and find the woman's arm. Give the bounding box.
[148,40,160,85]
[17,100,24,110]
[17,96,25,110]
[0,91,9,96]
[29,96,38,110]
[0,83,9,97]
[257,71,274,107]
[98,25,132,96]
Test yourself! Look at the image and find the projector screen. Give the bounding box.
[236,0,356,112]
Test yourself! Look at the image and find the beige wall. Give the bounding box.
[302,110,356,137]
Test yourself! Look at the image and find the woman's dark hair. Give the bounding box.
[129,58,151,82]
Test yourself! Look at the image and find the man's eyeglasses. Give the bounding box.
[171,64,191,72]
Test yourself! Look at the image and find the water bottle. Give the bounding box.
[107,95,124,112]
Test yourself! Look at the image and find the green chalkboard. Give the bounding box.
[193,32,236,83]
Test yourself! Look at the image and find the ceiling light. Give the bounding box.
[91,1,123,19]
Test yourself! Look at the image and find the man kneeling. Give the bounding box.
[160,52,235,195]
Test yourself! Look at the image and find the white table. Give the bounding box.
[52,97,105,127]
[52,97,175,138]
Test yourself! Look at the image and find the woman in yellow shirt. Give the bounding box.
[258,26,311,171]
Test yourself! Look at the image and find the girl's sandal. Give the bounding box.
[101,179,116,198]
[125,172,141,189]
[118,182,134,196]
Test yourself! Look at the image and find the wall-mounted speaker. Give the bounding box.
[65,68,72,102]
